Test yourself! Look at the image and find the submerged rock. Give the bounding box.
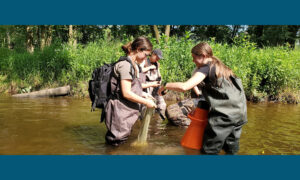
[166,98,196,126]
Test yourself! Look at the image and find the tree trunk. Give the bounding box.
[164,25,170,43]
[231,25,241,39]
[69,25,73,45]
[287,25,300,48]
[40,25,46,50]
[6,31,11,49]
[153,25,160,44]
[26,26,34,53]
[45,25,53,46]
[69,25,77,46]
[255,25,264,48]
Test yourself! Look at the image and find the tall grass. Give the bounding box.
[0,34,299,102]
[156,34,300,101]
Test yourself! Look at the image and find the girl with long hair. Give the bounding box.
[160,42,247,154]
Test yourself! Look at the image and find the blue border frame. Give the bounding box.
[1,0,299,179]
[0,156,299,179]
[1,0,300,24]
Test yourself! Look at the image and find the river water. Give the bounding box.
[0,95,299,155]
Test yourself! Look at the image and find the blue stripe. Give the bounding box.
[1,0,299,24]
[1,155,298,180]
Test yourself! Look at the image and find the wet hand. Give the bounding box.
[145,99,157,108]
[142,92,149,98]
[142,92,155,101]
[151,81,160,87]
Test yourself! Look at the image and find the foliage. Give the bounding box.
[157,33,300,102]
[1,25,299,51]
[0,33,299,103]
[247,25,300,48]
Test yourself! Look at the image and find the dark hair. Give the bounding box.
[122,36,153,55]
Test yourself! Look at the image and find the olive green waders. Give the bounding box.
[201,76,247,154]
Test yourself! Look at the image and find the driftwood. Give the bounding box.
[12,85,70,98]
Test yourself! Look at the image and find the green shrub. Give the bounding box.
[0,34,299,103]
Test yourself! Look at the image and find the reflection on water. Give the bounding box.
[0,95,299,155]
[239,102,300,155]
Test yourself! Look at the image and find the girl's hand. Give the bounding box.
[145,99,157,108]
[151,81,160,87]
[142,92,155,101]
[142,92,148,98]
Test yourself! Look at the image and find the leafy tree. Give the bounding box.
[247,25,300,48]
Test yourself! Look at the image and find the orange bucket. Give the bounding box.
[181,108,208,150]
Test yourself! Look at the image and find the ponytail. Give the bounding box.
[122,42,132,55]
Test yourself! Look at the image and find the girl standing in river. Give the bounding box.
[105,37,158,146]
[160,42,247,154]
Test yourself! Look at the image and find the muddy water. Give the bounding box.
[0,95,299,155]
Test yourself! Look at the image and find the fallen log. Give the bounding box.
[12,85,70,98]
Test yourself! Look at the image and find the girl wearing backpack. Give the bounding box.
[159,42,247,154]
[105,37,158,146]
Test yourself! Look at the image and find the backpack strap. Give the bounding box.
[100,108,106,123]
[118,56,135,78]
[108,56,135,101]
[230,75,242,92]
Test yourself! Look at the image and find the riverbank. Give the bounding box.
[0,35,299,103]
[1,80,299,104]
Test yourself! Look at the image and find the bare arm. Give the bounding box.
[121,79,157,108]
[141,81,160,89]
[193,86,201,96]
[141,65,156,73]
[165,72,206,92]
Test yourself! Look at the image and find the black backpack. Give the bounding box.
[88,57,133,119]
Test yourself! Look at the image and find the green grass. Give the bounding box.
[0,34,299,103]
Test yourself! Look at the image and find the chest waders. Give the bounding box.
[144,59,167,120]
[201,76,247,154]
[105,66,144,146]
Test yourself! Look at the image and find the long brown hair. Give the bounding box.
[191,42,235,82]
[121,37,153,77]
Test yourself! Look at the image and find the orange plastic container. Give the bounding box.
[181,107,208,150]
